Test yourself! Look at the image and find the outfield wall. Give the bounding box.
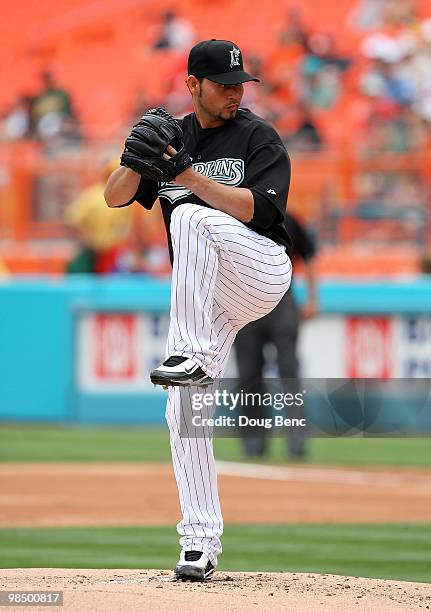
[0,276,431,426]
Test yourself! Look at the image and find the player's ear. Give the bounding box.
[186,75,200,96]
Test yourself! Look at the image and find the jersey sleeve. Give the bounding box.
[121,177,159,209]
[243,140,291,229]
[285,213,317,260]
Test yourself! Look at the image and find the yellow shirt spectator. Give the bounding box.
[66,181,132,252]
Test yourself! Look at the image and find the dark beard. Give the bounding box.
[198,93,235,124]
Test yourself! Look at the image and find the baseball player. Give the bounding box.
[105,39,292,581]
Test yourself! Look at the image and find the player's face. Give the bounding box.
[195,78,244,126]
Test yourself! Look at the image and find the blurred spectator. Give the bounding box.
[0,96,34,141]
[356,5,431,151]
[32,71,81,147]
[65,159,133,274]
[349,0,388,30]
[262,1,431,151]
[234,211,318,459]
[300,34,350,110]
[265,9,309,107]
[153,10,195,52]
[359,52,414,105]
[381,0,417,28]
[361,103,429,152]
[32,72,73,121]
[306,33,350,72]
[350,0,417,31]
[300,64,340,110]
[279,7,309,50]
[285,104,323,151]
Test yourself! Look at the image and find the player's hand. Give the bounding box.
[163,144,177,160]
[300,300,318,321]
[164,145,194,183]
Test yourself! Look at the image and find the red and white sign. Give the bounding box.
[77,312,169,391]
[93,314,137,380]
[346,317,393,378]
[77,311,431,391]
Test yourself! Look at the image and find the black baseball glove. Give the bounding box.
[120,107,192,182]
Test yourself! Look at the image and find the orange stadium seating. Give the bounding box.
[1,0,431,275]
[0,0,386,136]
[2,0,431,135]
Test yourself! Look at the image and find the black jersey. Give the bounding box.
[128,108,292,262]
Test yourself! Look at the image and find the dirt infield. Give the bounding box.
[1,568,430,611]
[0,462,431,527]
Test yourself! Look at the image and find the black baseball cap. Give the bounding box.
[187,39,260,85]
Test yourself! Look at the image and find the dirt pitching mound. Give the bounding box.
[2,569,430,611]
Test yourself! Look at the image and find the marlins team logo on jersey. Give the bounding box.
[230,47,241,68]
[159,158,245,205]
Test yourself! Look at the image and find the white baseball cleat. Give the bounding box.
[174,550,216,582]
[150,356,213,387]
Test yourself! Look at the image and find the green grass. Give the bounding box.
[0,425,171,462]
[0,524,430,583]
[1,425,431,466]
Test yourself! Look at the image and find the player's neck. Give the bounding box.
[193,106,225,129]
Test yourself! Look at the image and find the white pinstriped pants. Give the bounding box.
[165,203,292,564]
